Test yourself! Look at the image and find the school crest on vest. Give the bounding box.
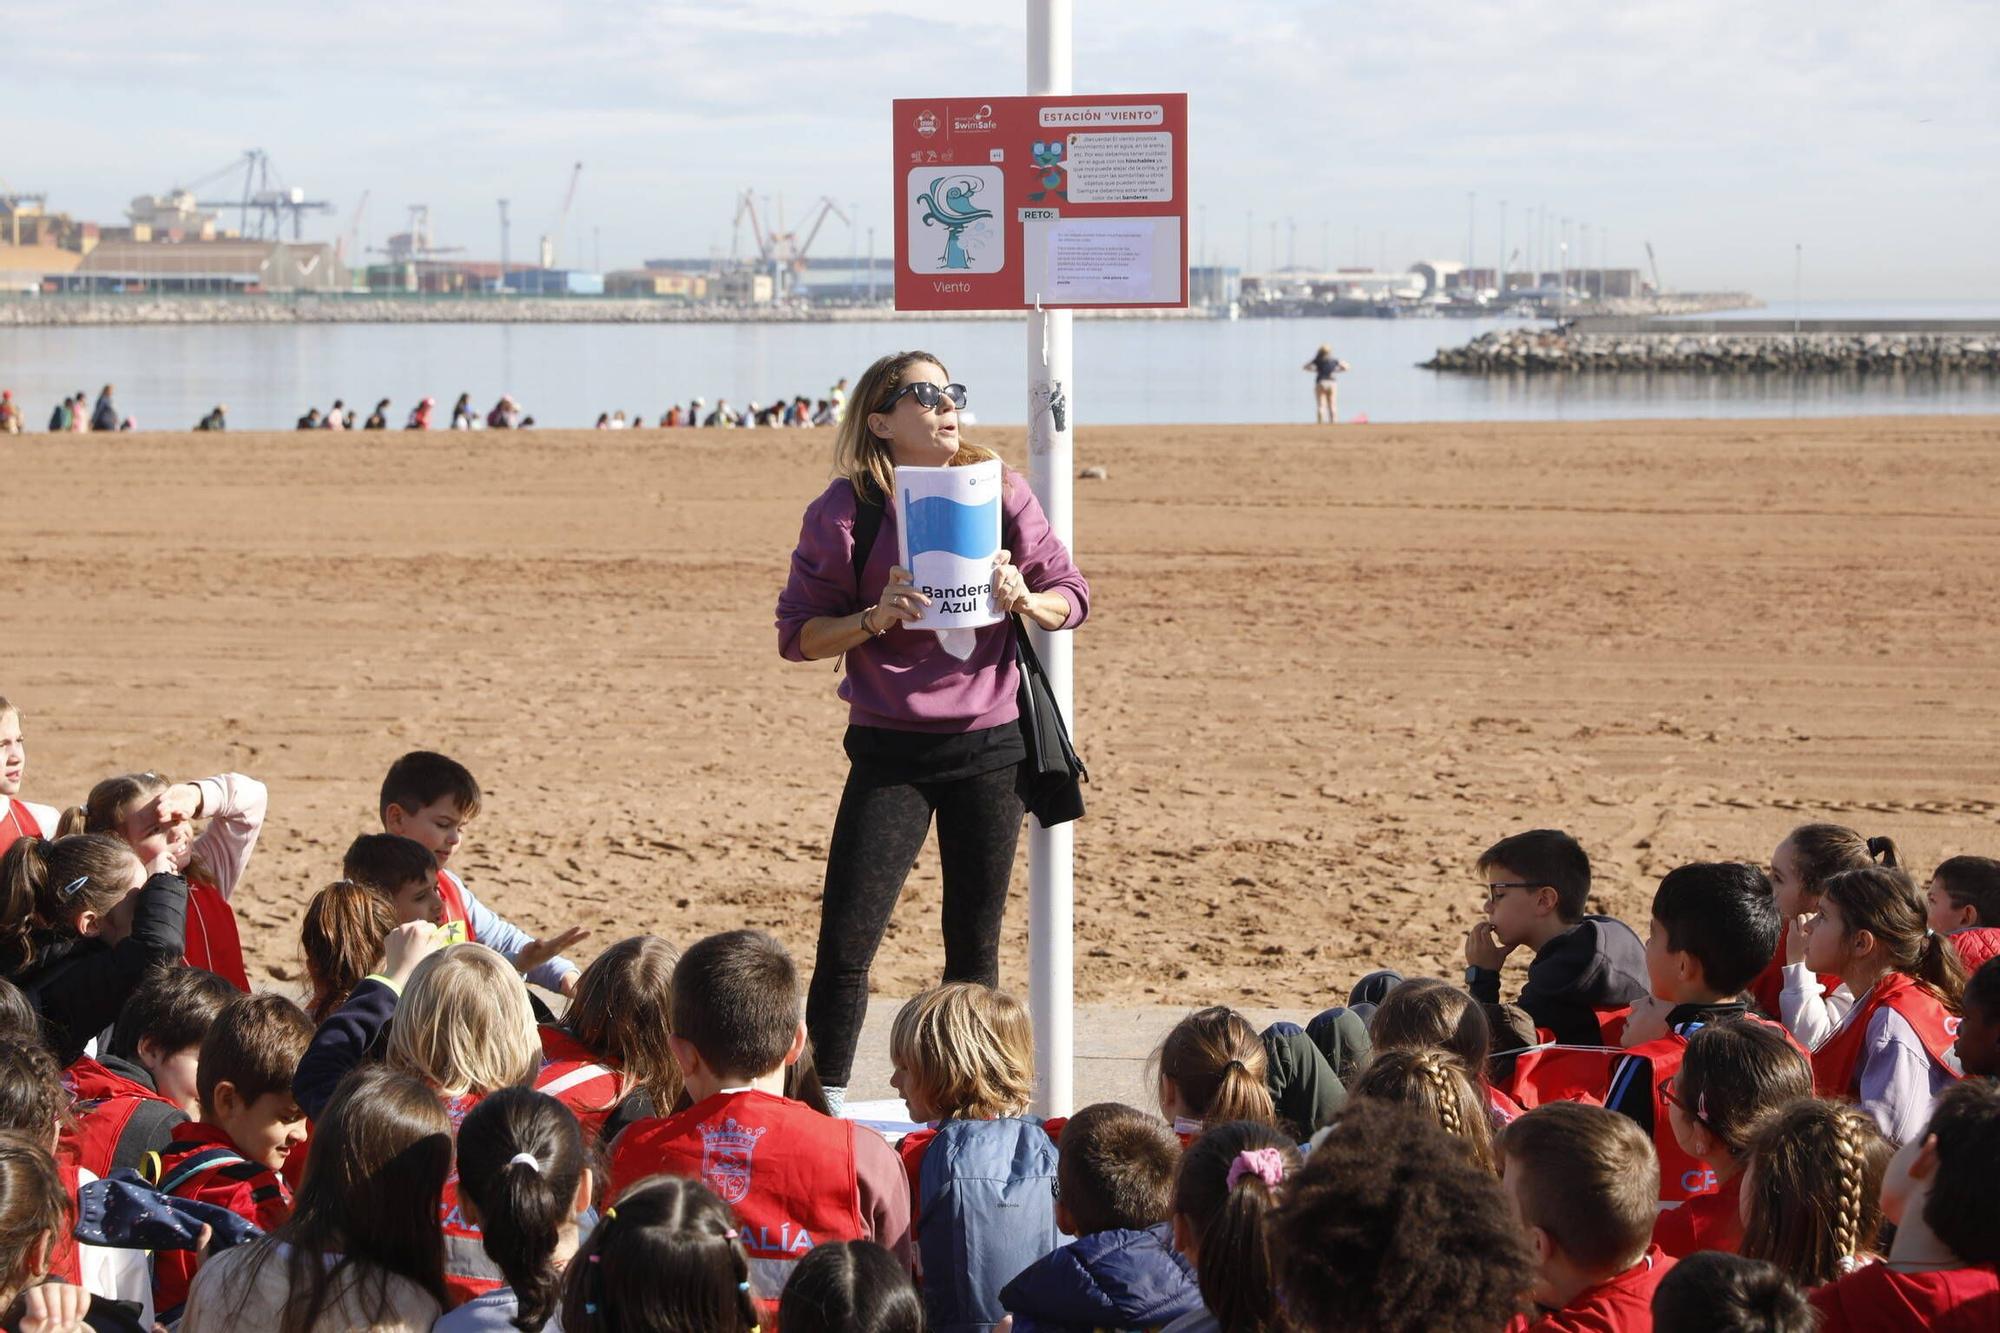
[698,1117,767,1204]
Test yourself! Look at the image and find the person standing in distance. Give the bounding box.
[1304,344,1346,424]
[775,350,1090,1113]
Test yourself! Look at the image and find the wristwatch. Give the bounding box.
[1465,965,1494,986]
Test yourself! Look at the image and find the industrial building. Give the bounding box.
[53,239,345,294]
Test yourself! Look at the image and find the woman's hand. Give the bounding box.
[870,566,930,632]
[992,550,1070,629]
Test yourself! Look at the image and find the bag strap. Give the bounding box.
[151,1146,252,1196]
[850,478,886,606]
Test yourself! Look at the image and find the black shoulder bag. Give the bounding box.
[850,481,1087,828]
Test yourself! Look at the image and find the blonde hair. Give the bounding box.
[388,944,539,1099]
[1353,1047,1497,1174]
[889,982,1034,1120]
[830,350,1002,502]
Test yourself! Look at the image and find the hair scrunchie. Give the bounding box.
[1225,1147,1287,1192]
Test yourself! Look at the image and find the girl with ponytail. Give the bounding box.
[1349,1047,1498,1174]
[1800,866,1965,1144]
[0,834,186,1063]
[1758,823,1891,1030]
[438,1088,592,1332]
[1740,1098,1890,1287]
[1164,1122,1302,1333]
[559,1176,757,1333]
[300,880,399,1025]
[1154,1008,1279,1144]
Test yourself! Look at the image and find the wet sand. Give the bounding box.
[7,416,1999,1009]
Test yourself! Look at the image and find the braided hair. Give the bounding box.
[1351,1047,1496,1174]
[561,1177,756,1333]
[1740,1098,1890,1287]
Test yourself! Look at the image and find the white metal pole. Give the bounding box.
[1026,0,1074,1118]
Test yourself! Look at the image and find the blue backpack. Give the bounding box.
[917,1115,1068,1332]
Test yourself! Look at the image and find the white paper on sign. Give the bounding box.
[894,460,1005,633]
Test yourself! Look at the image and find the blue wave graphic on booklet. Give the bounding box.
[903,491,999,560]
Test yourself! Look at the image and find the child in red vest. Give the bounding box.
[1760,824,1888,1031]
[1811,1078,2000,1332]
[1649,1252,1814,1333]
[65,770,266,992]
[1739,1098,1890,1288]
[1465,829,1649,1047]
[1926,854,2000,935]
[1501,1102,1676,1331]
[607,929,911,1306]
[1369,977,1525,1128]
[0,834,187,1065]
[1606,862,1796,1203]
[148,993,312,1324]
[537,934,683,1144]
[63,966,237,1179]
[1271,1099,1535,1330]
[0,697,60,856]
[560,1176,758,1333]
[1798,865,1965,1143]
[375,753,586,996]
[1651,1021,1811,1259]
[1958,956,2000,1078]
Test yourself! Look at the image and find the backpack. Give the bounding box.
[917,1116,1066,1333]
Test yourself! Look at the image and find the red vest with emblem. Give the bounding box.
[182,877,249,992]
[48,1151,82,1286]
[1620,1014,1806,1205]
[59,1057,179,1180]
[436,869,476,946]
[535,1026,624,1142]
[439,1090,505,1308]
[0,799,41,858]
[145,1121,293,1321]
[1653,1173,1744,1259]
[1747,923,1841,1020]
[609,1089,867,1304]
[1810,971,1962,1098]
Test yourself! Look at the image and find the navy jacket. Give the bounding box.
[1470,914,1648,1048]
[292,976,397,1119]
[999,1224,1200,1332]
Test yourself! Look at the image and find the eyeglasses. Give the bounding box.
[878,381,968,413]
[1661,1076,1728,1141]
[1485,881,1550,903]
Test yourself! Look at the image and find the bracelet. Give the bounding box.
[862,607,889,637]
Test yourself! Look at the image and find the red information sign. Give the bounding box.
[892,93,1189,312]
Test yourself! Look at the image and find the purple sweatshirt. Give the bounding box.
[776,469,1090,733]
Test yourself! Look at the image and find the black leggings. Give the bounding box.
[806,762,1025,1087]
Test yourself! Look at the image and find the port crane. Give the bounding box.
[186,150,335,240]
[541,162,582,268]
[1645,241,1665,295]
[732,191,851,290]
[370,205,464,263]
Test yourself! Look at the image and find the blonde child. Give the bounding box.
[0,834,185,1062]
[1351,1046,1497,1173]
[0,697,61,854]
[1651,1020,1812,1259]
[1153,1007,1278,1143]
[1738,1098,1891,1288]
[1796,866,1964,1143]
[887,982,1060,1331]
[63,769,268,991]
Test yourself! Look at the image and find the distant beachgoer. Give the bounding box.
[610,410,628,430]
[702,399,730,427]
[119,417,134,432]
[365,399,390,430]
[451,393,475,430]
[406,396,435,430]
[0,391,20,434]
[71,391,88,432]
[90,385,120,433]
[661,406,682,427]
[812,398,834,427]
[297,408,322,430]
[594,413,610,430]
[47,397,70,433]
[323,399,347,430]
[195,405,227,432]
[486,396,520,429]
[1304,344,1347,424]
[686,397,703,426]
[831,376,849,423]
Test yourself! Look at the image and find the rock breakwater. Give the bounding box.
[1424,328,2000,374]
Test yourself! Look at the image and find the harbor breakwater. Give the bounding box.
[1424,326,2000,374]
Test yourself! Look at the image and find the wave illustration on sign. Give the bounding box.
[903,492,1000,560]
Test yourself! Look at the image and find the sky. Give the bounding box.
[5,0,1996,300]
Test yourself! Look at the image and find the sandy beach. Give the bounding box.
[7,416,1998,1011]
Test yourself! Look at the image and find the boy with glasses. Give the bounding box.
[1465,828,1647,1047]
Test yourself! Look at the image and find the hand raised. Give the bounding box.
[512,925,591,978]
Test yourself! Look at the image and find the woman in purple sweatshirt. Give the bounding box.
[775,350,1090,1110]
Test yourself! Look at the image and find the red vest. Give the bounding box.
[1502,1044,1621,1112]
[1520,1246,1676,1333]
[1810,972,1962,1098]
[439,1090,505,1308]
[182,877,249,992]
[609,1089,867,1303]
[535,1026,624,1142]
[145,1121,292,1321]
[1652,1173,1743,1259]
[59,1056,179,1180]
[0,799,40,858]
[1810,1260,2000,1333]
[436,869,476,946]
[49,1151,82,1286]
[1747,923,1841,1020]
[1620,1014,1805,1205]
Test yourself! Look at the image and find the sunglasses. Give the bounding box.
[879,381,968,413]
